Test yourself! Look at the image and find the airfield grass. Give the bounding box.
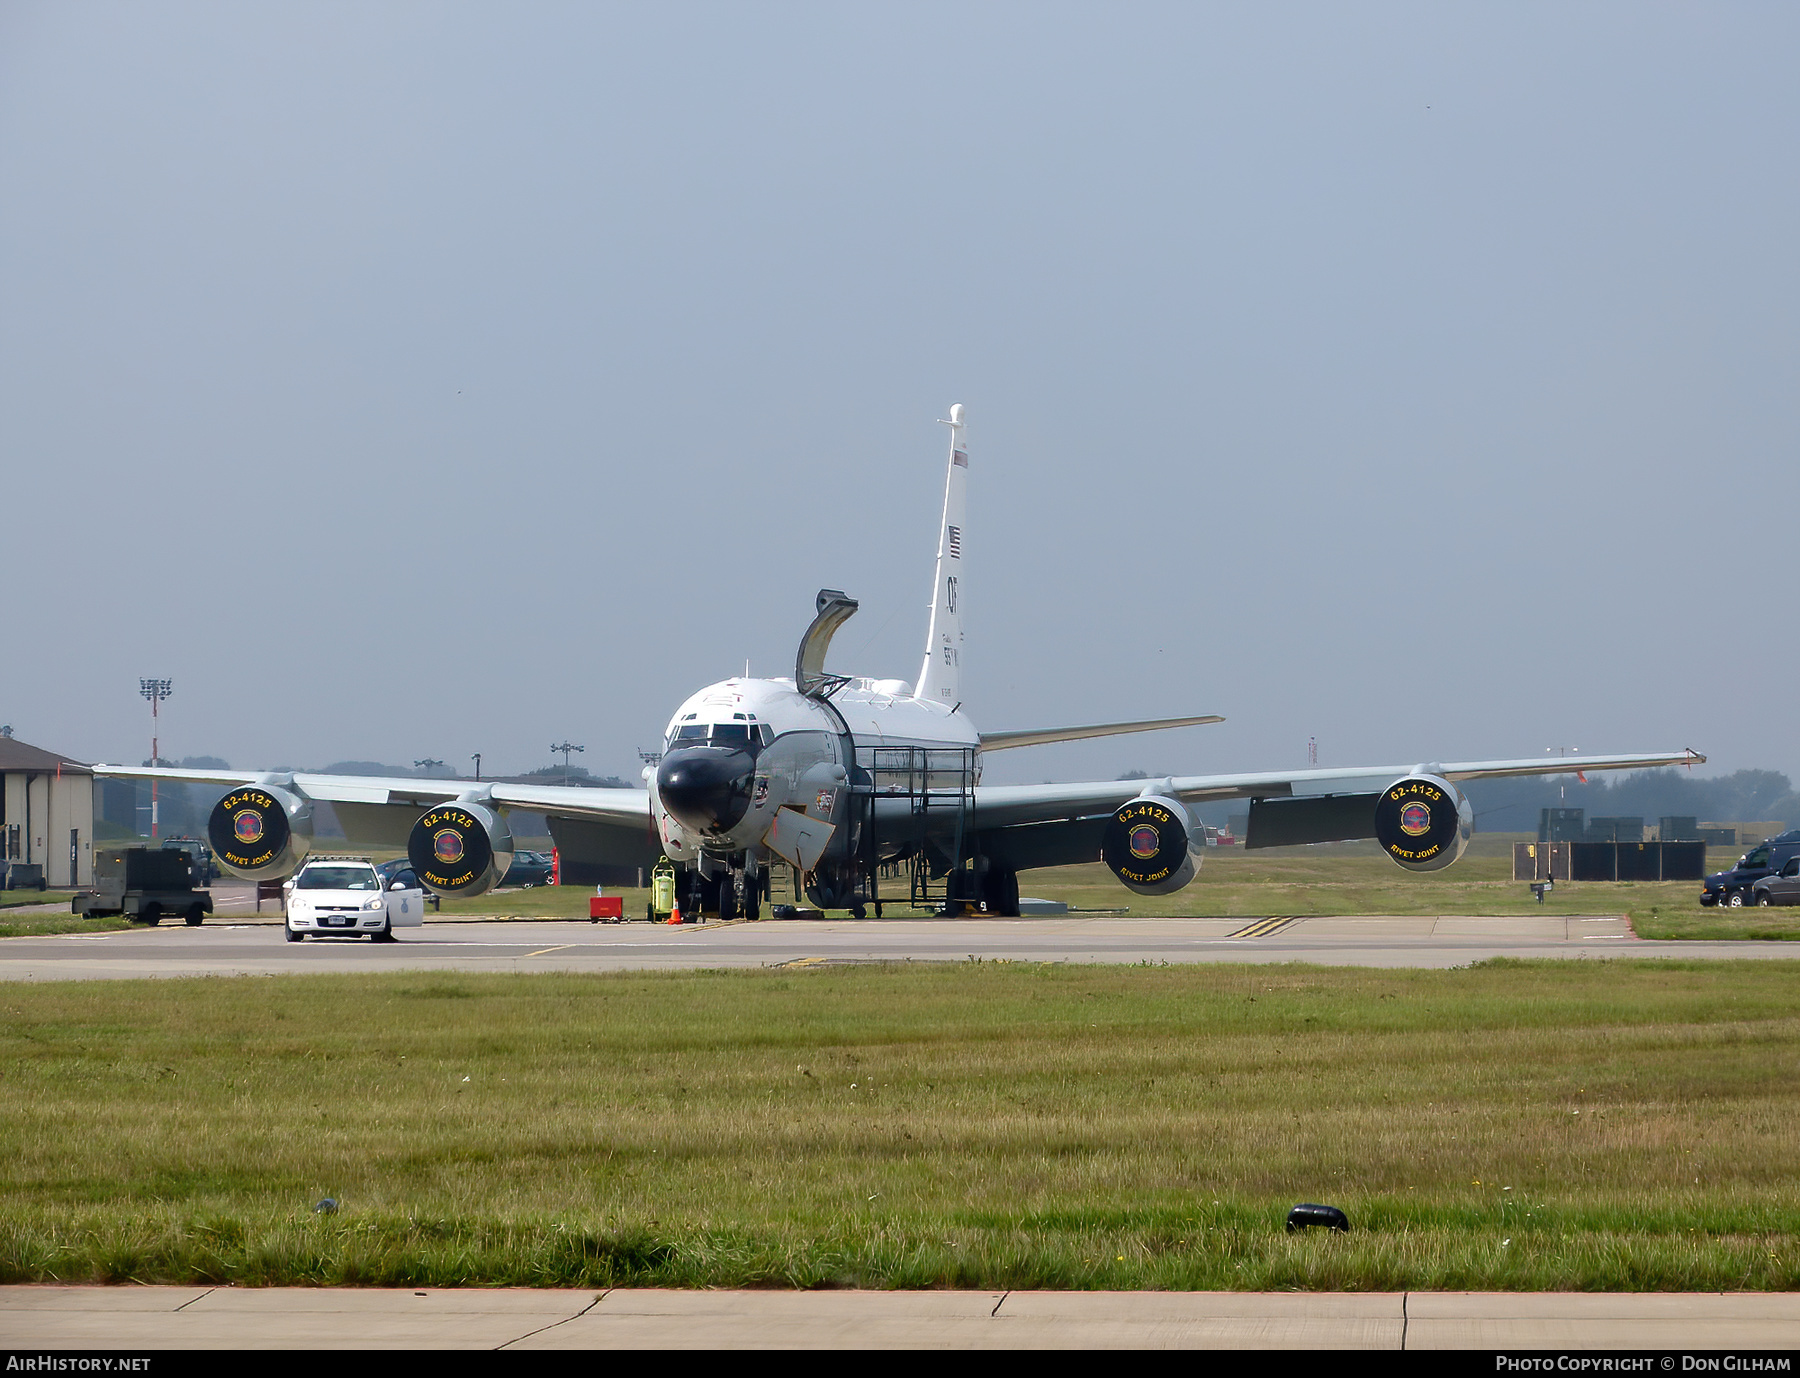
[0,913,133,939]
[0,889,79,911]
[3,961,1800,1291]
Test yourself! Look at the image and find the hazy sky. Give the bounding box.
[3,3,1794,789]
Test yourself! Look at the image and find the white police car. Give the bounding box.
[283,856,425,942]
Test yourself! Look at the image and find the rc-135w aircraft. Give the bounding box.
[99,405,1703,919]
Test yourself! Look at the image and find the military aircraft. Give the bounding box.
[95,404,1703,919]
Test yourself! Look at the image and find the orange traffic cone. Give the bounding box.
[667,900,681,926]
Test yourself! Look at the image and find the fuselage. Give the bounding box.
[650,675,980,862]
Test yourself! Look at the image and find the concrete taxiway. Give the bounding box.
[0,911,1793,980]
[5,1285,1800,1349]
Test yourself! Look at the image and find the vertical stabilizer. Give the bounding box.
[915,403,967,705]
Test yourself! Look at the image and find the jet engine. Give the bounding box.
[1101,793,1202,896]
[208,785,314,879]
[407,801,514,898]
[1373,774,1473,872]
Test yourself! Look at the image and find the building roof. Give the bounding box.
[0,736,93,775]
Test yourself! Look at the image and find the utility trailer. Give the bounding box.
[72,847,214,926]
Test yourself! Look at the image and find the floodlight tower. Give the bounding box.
[139,678,172,838]
[1547,745,1580,803]
[551,741,585,785]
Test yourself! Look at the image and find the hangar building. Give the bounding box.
[0,732,95,888]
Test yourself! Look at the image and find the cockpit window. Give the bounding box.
[666,722,765,751]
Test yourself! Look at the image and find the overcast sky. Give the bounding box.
[2,2,1794,790]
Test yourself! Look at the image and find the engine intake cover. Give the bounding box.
[1374,775,1473,872]
[208,786,313,879]
[407,802,514,897]
[1102,794,1200,896]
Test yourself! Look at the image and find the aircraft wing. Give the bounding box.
[90,765,652,828]
[968,750,1706,831]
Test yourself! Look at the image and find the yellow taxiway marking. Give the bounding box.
[1227,916,1301,939]
[524,944,574,957]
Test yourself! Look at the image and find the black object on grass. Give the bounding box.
[313,1198,339,1215]
[1286,1202,1348,1232]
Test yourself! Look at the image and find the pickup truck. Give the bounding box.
[159,836,217,886]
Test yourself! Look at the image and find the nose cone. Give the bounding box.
[657,747,756,837]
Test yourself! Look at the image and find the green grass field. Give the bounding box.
[0,913,133,939]
[4,961,1799,1291]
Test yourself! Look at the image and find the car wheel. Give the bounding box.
[138,903,161,926]
[185,904,205,927]
[1757,893,1774,907]
[285,925,303,942]
[372,923,395,942]
[1726,891,1746,908]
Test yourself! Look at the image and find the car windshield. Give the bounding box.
[1743,848,1770,869]
[297,866,380,891]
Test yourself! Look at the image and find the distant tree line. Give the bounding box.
[1461,768,1798,833]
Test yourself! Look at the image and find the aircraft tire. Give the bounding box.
[982,868,1021,917]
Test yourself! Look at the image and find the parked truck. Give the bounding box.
[72,847,214,926]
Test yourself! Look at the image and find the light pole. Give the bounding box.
[1546,746,1579,803]
[471,753,482,782]
[139,679,172,838]
[551,741,585,785]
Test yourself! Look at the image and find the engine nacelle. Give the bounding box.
[407,801,514,898]
[1101,793,1201,896]
[208,785,314,880]
[1374,774,1473,872]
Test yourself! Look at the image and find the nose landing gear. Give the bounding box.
[677,857,766,922]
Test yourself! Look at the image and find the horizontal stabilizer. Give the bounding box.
[979,714,1225,753]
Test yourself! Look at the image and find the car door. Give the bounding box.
[386,867,426,927]
[1771,858,1800,905]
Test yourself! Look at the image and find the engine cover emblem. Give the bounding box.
[1398,801,1432,836]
